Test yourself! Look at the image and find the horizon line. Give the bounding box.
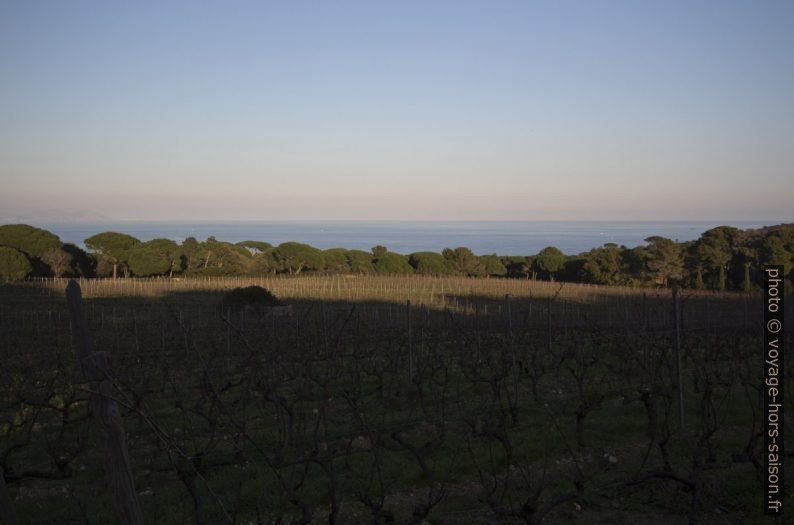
[3,217,790,224]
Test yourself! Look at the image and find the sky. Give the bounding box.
[1,1,792,222]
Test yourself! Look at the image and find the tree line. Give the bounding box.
[0,222,791,290]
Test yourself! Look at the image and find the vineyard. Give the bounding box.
[0,275,789,524]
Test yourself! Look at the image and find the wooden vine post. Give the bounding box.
[406,300,413,381]
[672,284,685,428]
[66,280,144,524]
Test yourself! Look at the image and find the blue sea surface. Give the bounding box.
[33,220,780,255]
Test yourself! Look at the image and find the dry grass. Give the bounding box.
[35,274,742,307]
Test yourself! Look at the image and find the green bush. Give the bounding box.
[0,224,61,258]
[346,250,376,274]
[480,254,507,277]
[273,242,324,274]
[323,248,350,272]
[374,251,414,275]
[409,252,454,275]
[0,246,33,280]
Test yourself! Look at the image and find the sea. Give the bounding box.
[30,220,783,256]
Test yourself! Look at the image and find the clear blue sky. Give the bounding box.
[1,1,792,221]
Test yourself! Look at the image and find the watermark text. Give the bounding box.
[764,266,784,515]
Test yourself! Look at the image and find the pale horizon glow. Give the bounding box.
[1,1,793,222]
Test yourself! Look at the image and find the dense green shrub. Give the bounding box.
[323,248,350,272]
[373,251,414,275]
[408,252,454,275]
[0,246,33,280]
[273,242,324,274]
[442,247,485,276]
[346,250,376,274]
[0,224,61,258]
[480,254,507,277]
[85,231,141,278]
[127,244,172,277]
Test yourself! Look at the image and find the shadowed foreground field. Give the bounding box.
[0,276,790,524]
